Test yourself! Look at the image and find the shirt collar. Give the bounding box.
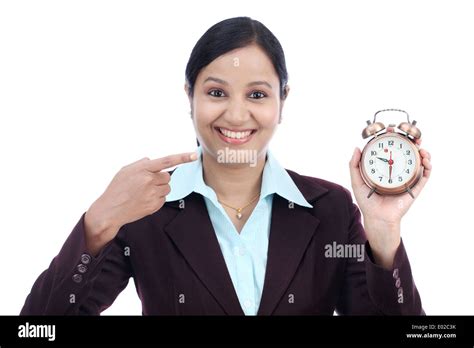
[166,146,313,208]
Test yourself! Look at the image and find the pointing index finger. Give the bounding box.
[146,152,198,172]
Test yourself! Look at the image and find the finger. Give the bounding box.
[152,171,171,185]
[155,184,171,197]
[411,159,432,197]
[349,147,365,189]
[419,149,431,161]
[146,152,198,172]
[419,149,432,178]
[422,157,432,178]
[416,138,422,146]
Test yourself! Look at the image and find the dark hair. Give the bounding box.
[185,17,289,99]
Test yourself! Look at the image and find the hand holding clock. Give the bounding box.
[349,129,432,269]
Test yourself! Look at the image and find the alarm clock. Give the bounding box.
[360,109,424,199]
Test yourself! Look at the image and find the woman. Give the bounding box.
[21,17,432,315]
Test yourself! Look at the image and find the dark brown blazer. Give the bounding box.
[20,169,423,315]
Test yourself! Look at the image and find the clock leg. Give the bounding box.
[406,187,415,199]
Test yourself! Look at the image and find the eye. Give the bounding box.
[249,91,266,99]
[208,89,226,98]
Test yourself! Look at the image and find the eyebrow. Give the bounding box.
[203,76,273,89]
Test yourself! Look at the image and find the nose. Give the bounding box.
[223,98,250,125]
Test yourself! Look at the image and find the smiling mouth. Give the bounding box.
[215,127,257,140]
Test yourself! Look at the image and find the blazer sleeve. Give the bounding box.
[20,212,133,315]
[335,189,424,315]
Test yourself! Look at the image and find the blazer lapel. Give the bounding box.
[163,193,244,315]
[257,170,329,315]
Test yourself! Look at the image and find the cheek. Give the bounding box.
[252,102,280,127]
[193,98,223,126]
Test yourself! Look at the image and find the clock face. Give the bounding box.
[362,134,418,189]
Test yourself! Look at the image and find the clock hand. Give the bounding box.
[388,151,393,181]
[376,157,389,163]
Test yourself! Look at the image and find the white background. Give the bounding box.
[1,0,472,315]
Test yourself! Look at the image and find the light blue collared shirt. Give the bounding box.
[166,146,312,315]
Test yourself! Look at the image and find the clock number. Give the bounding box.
[408,159,413,165]
[388,140,394,146]
[378,176,383,182]
[399,143,403,149]
[369,159,374,165]
[371,151,377,156]
[406,169,410,174]
[371,168,376,174]
[406,150,411,155]
[388,178,393,184]
[398,176,403,182]
[378,143,384,149]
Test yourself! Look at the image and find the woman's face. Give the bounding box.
[187,44,287,165]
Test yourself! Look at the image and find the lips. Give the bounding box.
[215,127,257,145]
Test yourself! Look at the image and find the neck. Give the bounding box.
[202,149,266,206]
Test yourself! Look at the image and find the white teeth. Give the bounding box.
[218,128,252,139]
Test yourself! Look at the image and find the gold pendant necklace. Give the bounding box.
[217,193,260,220]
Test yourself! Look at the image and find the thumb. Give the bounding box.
[350,147,361,167]
[349,147,365,189]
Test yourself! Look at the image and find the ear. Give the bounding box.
[279,85,290,124]
[184,83,193,117]
[184,83,192,102]
[282,85,290,101]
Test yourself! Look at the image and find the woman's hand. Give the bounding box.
[84,152,197,256]
[348,131,432,269]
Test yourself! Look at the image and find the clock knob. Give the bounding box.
[398,120,422,139]
[362,120,386,139]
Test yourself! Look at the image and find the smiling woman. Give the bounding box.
[190,44,283,156]
[20,16,431,316]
